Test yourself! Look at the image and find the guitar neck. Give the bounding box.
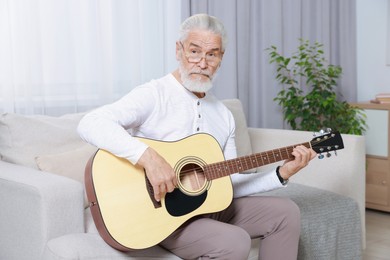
[205,142,311,180]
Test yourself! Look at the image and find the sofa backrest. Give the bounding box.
[0,99,254,184]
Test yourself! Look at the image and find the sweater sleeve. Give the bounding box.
[77,85,155,165]
[230,170,285,198]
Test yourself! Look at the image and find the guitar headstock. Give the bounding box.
[310,131,344,159]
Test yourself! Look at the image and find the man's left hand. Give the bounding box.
[279,145,317,180]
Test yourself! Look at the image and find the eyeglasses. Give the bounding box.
[179,42,223,67]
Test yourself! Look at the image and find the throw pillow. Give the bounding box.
[35,144,98,184]
[35,144,98,207]
[0,113,86,169]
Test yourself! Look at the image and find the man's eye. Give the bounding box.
[209,52,221,58]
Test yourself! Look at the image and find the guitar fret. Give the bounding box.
[243,156,250,170]
[249,155,255,169]
[269,150,275,163]
[258,153,265,166]
[263,154,269,164]
[236,160,241,172]
[272,151,276,161]
[286,146,293,159]
[246,155,259,171]
[253,155,260,168]
[247,156,251,167]
[274,149,281,161]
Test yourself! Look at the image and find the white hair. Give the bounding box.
[179,14,228,52]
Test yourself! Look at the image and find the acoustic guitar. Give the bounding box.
[85,131,344,251]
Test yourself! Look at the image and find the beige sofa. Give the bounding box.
[0,99,365,260]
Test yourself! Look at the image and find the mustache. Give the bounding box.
[189,70,212,78]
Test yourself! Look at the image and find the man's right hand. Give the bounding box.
[137,147,177,202]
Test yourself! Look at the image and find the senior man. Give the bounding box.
[78,13,316,260]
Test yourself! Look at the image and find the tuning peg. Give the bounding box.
[318,153,324,159]
[326,152,332,158]
[334,151,338,156]
[314,127,333,136]
[313,130,325,137]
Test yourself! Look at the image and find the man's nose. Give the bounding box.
[197,57,208,69]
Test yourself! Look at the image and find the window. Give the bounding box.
[0,0,181,115]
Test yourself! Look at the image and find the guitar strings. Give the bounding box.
[175,137,334,178]
[176,145,296,177]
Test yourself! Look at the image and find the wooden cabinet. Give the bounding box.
[353,102,390,212]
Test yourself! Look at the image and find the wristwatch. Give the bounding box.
[276,166,289,185]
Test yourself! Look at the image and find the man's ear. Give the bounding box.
[220,51,225,61]
[175,41,181,61]
[216,52,224,68]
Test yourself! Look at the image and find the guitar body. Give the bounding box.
[85,133,233,251]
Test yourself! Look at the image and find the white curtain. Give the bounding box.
[0,0,182,115]
[183,0,357,128]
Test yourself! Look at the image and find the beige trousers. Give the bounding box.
[160,196,301,260]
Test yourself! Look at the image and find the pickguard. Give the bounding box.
[165,189,207,216]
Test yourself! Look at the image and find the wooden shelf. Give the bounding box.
[353,102,390,212]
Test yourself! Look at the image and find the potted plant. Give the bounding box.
[267,39,367,135]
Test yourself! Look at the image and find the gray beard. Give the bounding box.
[179,63,217,94]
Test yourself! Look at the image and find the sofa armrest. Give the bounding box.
[248,127,366,246]
[0,161,85,260]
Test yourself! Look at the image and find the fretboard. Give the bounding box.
[204,142,310,180]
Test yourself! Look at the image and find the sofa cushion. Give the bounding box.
[262,183,362,259]
[0,113,86,169]
[44,233,182,260]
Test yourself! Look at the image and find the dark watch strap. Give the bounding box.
[276,166,289,185]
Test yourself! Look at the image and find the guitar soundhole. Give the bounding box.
[178,163,207,194]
